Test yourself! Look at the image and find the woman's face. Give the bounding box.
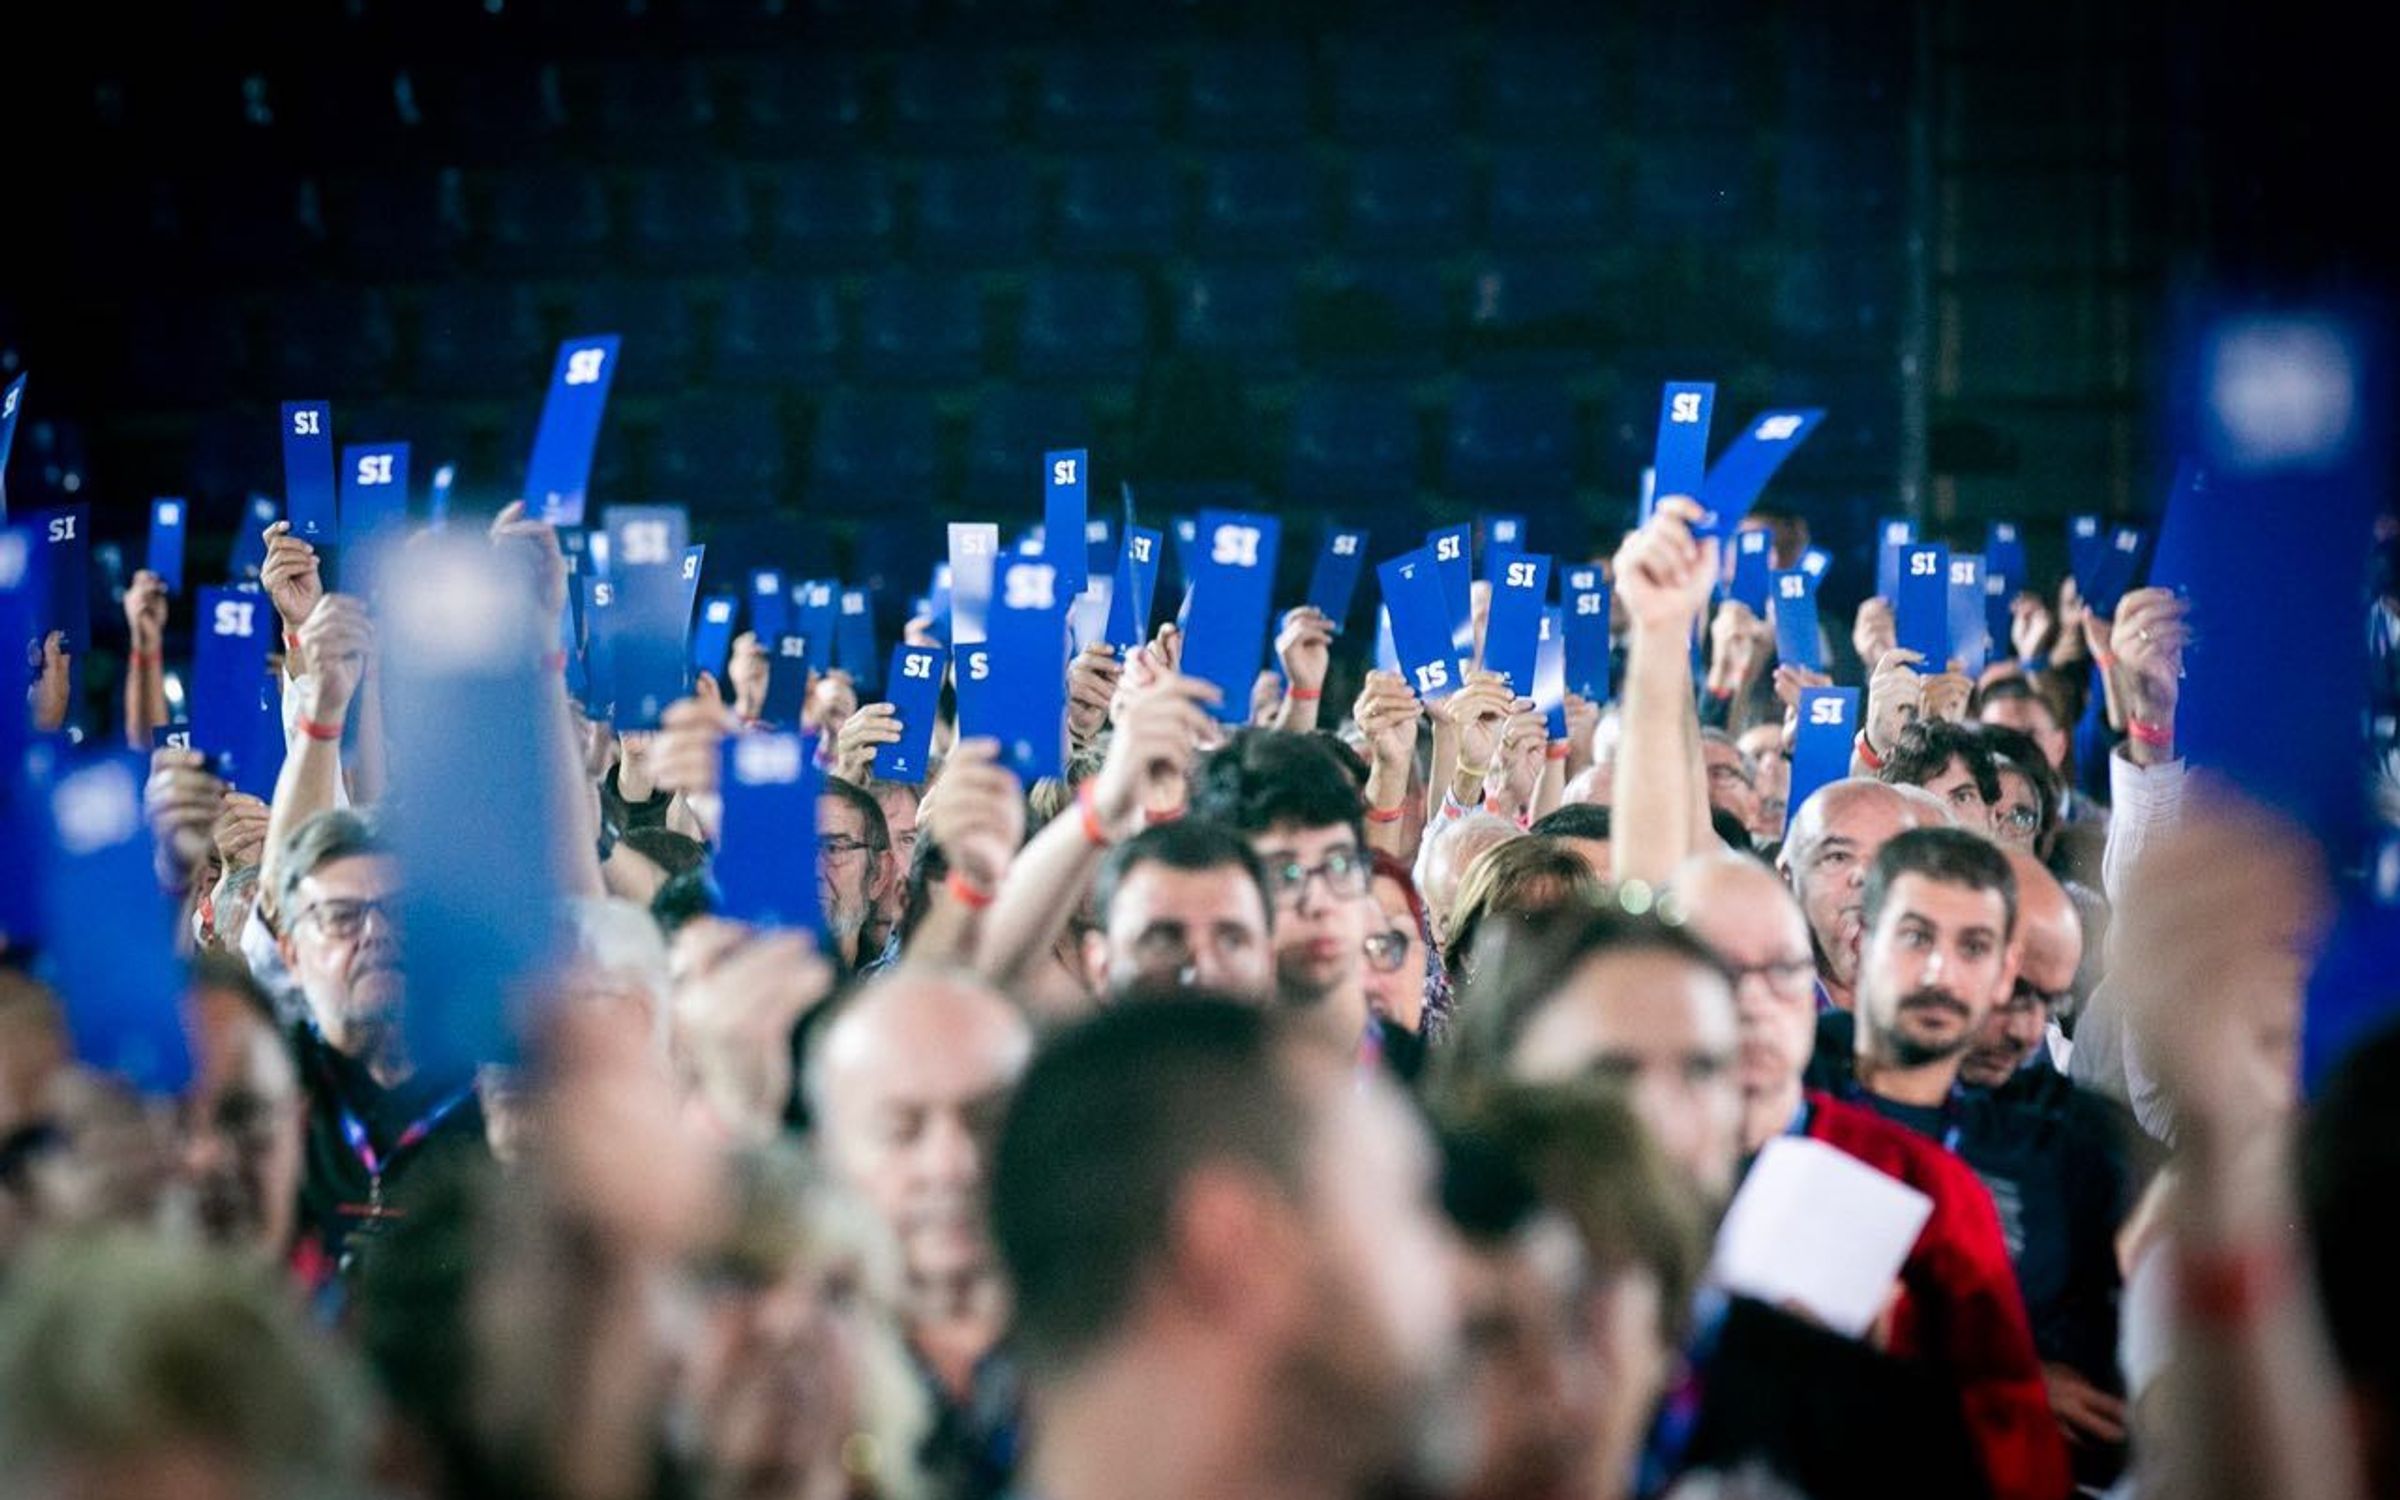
[1364,875,1431,1033]
[688,1252,874,1497]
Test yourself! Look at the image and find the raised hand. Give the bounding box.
[2009,591,2056,664]
[1065,643,1121,750]
[832,702,903,784]
[1351,669,1425,779]
[259,521,324,635]
[295,595,375,727]
[1439,670,1521,789]
[671,918,838,1146]
[210,791,271,872]
[1274,606,1334,698]
[31,631,71,731]
[1706,597,1771,698]
[1613,497,1720,633]
[920,736,1026,892]
[803,669,858,738]
[2112,587,2190,753]
[651,695,741,841]
[487,501,570,619]
[145,747,227,884]
[1862,647,1927,759]
[1920,668,1974,724]
[1090,670,1221,835]
[123,570,169,655]
[1853,595,1897,669]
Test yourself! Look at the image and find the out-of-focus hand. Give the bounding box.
[1090,672,1220,833]
[1854,596,1897,669]
[487,501,570,620]
[1066,643,1121,749]
[920,737,1026,891]
[1613,499,1720,633]
[32,631,71,731]
[1863,648,1926,759]
[1274,606,1334,696]
[832,702,903,785]
[259,522,324,634]
[145,747,227,882]
[210,791,271,872]
[295,595,374,726]
[123,570,169,655]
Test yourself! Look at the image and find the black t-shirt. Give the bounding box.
[292,1024,487,1272]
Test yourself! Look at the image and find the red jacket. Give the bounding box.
[1806,1091,2072,1500]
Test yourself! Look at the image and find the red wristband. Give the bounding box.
[1853,731,1886,772]
[1144,803,1185,825]
[1365,804,1405,825]
[1545,741,1571,761]
[2175,1243,2290,1328]
[1287,686,1322,701]
[298,716,343,742]
[283,631,304,653]
[2127,717,2173,749]
[944,869,996,911]
[542,649,569,673]
[130,650,162,667]
[2093,648,2118,673]
[1075,781,1113,848]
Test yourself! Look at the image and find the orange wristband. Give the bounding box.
[1287,686,1322,701]
[298,716,343,742]
[1075,781,1113,848]
[945,869,996,910]
[1365,804,1405,824]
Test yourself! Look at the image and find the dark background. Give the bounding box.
[0,0,2386,629]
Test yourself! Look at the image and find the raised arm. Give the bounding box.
[122,570,169,748]
[1609,498,1719,887]
[259,594,370,923]
[899,738,1026,971]
[1352,669,1425,859]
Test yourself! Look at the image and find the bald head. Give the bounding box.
[2005,852,2083,998]
[1415,812,1524,947]
[1672,853,1810,961]
[1778,779,1939,997]
[812,972,1033,1298]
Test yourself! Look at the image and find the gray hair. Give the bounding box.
[271,809,386,926]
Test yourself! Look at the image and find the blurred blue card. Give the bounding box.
[1085,515,1116,584]
[1984,520,2026,590]
[1800,546,1832,582]
[2081,525,2147,619]
[1561,565,1611,702]
[230,494,280,580]
[1983,566,2014,654]
[761,631,809,726]
[384,537,566,1080]
[985,550,1068,783]
[750,568,789,642]
[341,443,409,540]
[1426,523,1474,675]
[1044,449,1089,601]
[39,753,189,1093]
[27,505,89,660]
[954,643,993,744]
[1895,543,1951,664]
[1483,552,1551,693]
[525,335,621,528]
[796,580,840,670]
[1693,409,1822,538]
[1875,517,1915,600]
[1534,606,1568,738]
[428,463,456,528]
[191,586,280,796]
[715,731,823,935]
[1653,382,1716,509]
[2066,514,2103,589]
[1481,513,1529,575]
[1946,553,1990,676]
[579,575,617,718]
[691,594,737,676]
[1728,527,1772,613]
[1181,512,1282,724]
[948,523,1000,646]
[1379,547,1459,702]
[1787,688,1860,833]
[1105,526,1161,649]
[0,374,24,512]
[873,644,946,784]
[146,498,188,595]
[1772,570,1822,671]
[1305,527,1370,633]
[599,507,693,729]
[280,402,336,543]
[837,588,879,692]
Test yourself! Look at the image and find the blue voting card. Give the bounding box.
[1984,521,2027,592]
[146,498,188,595]
[1534,607,1568,738]
[874,644,946,784]
[38,753,189,1093]
[1772,569,1823,671]
[1170,515,1199,588]
[1085,515,1116,584]
[27,505,89,658]
[0,374,25,509]
[1983,566,2014,654]
[190,586,277,794]
[1067,578,1113,655]
[681,546,706,609]
[796,580,840,671]
[1106,526,1161,649]
[761,631,810,726]
[691,594,737,676]
[954,643,994,744]
[601,504,686,572]
[600,507,694,729]
[1638,465,1657,526]
[1729,527,1773,613]
[1947,553,1990,676]
[1787,688,1861,833]
[1561,565,1612,702]
[429,463,456,528]
[341,443,409,541]
[1800,546,1832,582]
[837,588,878,691]
[1895,543,1951,664]
[716,731,824,934]
[1693,409,1822,538]
[1305,527,1370,632]
[1425,523,1475,675]
[1013,526,1048,561]
[2171,310,2383,857]
[586,529,613,580]
[281,402,337,543]
[152,726,192,752]
[383,536,566,1079]
[1379,548,1460,702]
[1653,382,1716,507]
[1483,552,1551,693]
[1482,514,1530,580]
[750,568,789,643]
[1044,449,1090,602]
[525,335,621,528]
[988,552,1075,782]
[948,523,1000,646]
[1874,517,1916,600]
[230,494,280,580]
[2081,525,2147,618]
[1179,512,1282,725]
[2144,461,2208,602]
[2065,514,2103,590]
[578,575,618,718]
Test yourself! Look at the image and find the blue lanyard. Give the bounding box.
[337,1086,472,1200]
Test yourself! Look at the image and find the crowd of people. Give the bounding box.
[3,468,2398,1500]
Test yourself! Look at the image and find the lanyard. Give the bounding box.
[337,1086,472,1209]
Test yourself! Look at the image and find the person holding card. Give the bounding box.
[121,568,169,750]
[1875,719,2004,838]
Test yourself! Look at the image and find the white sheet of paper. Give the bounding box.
[1709,1135,1934,1339]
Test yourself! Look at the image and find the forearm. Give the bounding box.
[973,815,1104,991]
[1612,624,1700,886]
[261,730,345,922]
[899,897,979,971]
[1428,719,1461,821]
[1364,756,1412,860]
[123,660,167,750]
[1534,746,1566,821]
[544,678,606,898]
[1272,689,1323,734]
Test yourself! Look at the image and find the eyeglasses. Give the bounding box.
[1263,848,1371,906]
[1725,957,1816,997]
[817,835,884,863]
[1364,928,1413,974]
[1999,806,2042,832]
[297,896,399,941]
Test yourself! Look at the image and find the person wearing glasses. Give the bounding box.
[270,808,485,1272]
[1190,731,1378,1053]
[1875,719,2005,842]
[817,778,897,975]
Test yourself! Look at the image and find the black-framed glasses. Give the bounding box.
[817,835,884,862]
[297,897,399,941]
[1363,928,1413,974]
[1263,848,1371,906]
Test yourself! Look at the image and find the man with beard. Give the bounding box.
[993,998,1459,1500]
[809,970,1034,1500]
[1777,778,1939,1012]
[274,809,483,1272]
[817,777,896,975]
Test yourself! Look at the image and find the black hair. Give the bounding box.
[1974,724,2061,839]
[1093,820,1273,927]
[1528,803,1612,842]
[1189,729,1365,845]
[895,832,953,948]
[649,868,720,935]
[992,997,1312,1375]
[620,826,708,879]
[1862,826,2019,940]
[1436,1124,1544,1244]
[1310,730,1371,791]
[1878,718,2002,806]
[1709,805,1757,853]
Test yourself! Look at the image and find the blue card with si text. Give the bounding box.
[873,644,947,784]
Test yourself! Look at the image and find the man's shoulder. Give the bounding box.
[1805,1091,1982,1199]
